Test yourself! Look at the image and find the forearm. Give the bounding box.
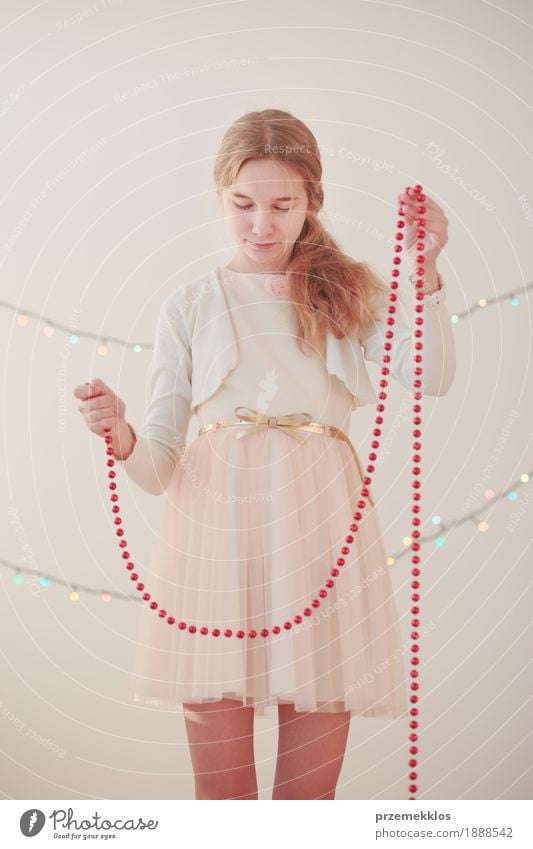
[409,259,442,296]
[112,421,137,460]
[416,289,456,395]
[111,290,193,496]
[361,275,456,397]
[113,424,179,495]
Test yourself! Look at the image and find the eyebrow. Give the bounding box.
[230,192,299,202]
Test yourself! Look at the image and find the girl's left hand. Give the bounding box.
[397,187,448,266]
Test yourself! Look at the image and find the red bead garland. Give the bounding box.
[103,183,428,800]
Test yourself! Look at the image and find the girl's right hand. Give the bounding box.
[73,378,127,440]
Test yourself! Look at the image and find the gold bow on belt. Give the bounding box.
[196,404,375,507]
[233,406,314,443]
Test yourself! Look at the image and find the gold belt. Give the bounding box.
[197,405,374,508]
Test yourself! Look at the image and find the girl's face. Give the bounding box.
[218,158,309,272]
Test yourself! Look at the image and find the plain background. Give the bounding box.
[0,0,531,800]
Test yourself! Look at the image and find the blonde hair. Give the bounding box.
[213,108,392,356]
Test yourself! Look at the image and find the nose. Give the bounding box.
[251,209,276,238]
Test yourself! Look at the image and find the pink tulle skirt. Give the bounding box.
[129,425,409,720]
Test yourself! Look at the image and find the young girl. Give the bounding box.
[75,108,455,800]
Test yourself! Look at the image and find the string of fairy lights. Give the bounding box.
[1,279,532,352]
[1,279,530,605]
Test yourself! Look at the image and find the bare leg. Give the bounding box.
[183,697,258,799]
[272,703,351,799]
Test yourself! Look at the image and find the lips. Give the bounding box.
[248,240,277,248]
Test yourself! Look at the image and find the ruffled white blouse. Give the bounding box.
[115,265,456,495]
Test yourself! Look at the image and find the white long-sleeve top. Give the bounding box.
[115,266,456,495]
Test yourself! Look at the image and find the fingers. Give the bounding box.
[398,187,440,214]
[78,397,109,415]
[83,406,113,422]
[73,377,106,401]
[86,417,116,436]
[74,378,110,417]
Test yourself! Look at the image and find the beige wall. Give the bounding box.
[0,0,531,800]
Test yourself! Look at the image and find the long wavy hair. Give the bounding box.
[213,108,392,356]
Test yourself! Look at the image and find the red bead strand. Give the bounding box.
[102,183,427,800]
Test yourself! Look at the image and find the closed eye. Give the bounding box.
[232,202,290,212]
